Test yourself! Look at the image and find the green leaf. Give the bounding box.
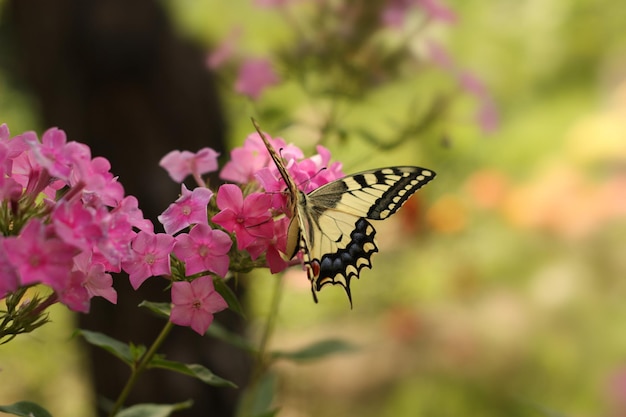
[213,277,245,317]
[0,401,53,417]
[76,329,134,365]
[149,358,237,388]
[270,339,358,363]
[138,301,171,319]
[236,373,277,417]
[206,321,257,353]
[250,409,280,417]
[115,401,193,417]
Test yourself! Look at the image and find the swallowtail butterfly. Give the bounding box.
[254,121,436,305]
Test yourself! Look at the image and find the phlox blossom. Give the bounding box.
[160,148,220,183]
[246,216,290,273]
[24,127,74,181]
[234,58,279,100]
[0,240,19,298]
[173,224,232,277]
[158,185,213,235]
[170,276,228,335]
[122,231,176,289]
[211,184,274,250]
[73,251,117,304]
[220,132,300,183]
[2,219,80,289]
[55,269,91,313]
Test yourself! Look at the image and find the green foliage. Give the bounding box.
[270,338,358,363]
[0,401,53,417]
[76,330,135,365]
[114,401,193,417]
[148,359,237,388]
[213,276,246,317]
[0,288,51,344]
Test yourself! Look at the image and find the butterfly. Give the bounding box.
[253,121,436,305]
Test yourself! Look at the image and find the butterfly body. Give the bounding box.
[253,122,436,305]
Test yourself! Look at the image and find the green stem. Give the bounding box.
[108,320,175,417]
[239,274,284,417]
[256,273,284,369]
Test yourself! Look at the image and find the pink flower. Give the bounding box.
[253,0,289,7]
[158,185,213,235]
[159,148,220,184]
[234,58,280,100]
[170,276,228,335]
[458,71,499,133]
[51,200,103,252]
[90,206,136,271]
[211,184,274,250]
[56,269,91,313]
[114,196,153,233]
[73,252,117,303]
[24,127,74,181]
[72,155,125,207]
[246,216,290,273]
[0,239,19,297]
[122,231,176,289]
[206,27,242,69]
[425,39,455,71]
[416,0,457,24]
[2,219,80,288]
[173,224,232,277]
[381,0,415,27]
[220,132,293,183]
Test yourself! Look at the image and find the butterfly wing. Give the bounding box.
[298,167,436,305]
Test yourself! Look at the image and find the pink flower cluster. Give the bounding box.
[0,122,343,336]
[153,131,343,333]
[159,130,343,276]
[0,124,152,312]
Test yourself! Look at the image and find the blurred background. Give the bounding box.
[1,0,626,416]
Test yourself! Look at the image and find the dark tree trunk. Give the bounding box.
[1,1,249,416]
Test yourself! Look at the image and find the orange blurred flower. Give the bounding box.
[426,194,467,233]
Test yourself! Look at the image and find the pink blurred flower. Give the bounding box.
[24,127,71,180]
[51,200,103,252]
[170,276,228,335]
[56,269,91,313]
[458,71,499,133]
[417,0,457,24]
[211,184,274,250]
[253,0,289,7]
[220,131,297,183]
[73,251,116,304]
[114,196,153,233]
[206,27,242,69]
[72,156,125,207]
[2,219,79,288]
[158,185,213,235]
[173,224,232,277]
[0,239,19,298]
[123,231,176,289]
[160,147,220,184]
[381,0,416,27]
[234,58,280,100]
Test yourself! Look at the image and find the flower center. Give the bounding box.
[145,253,156,265]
